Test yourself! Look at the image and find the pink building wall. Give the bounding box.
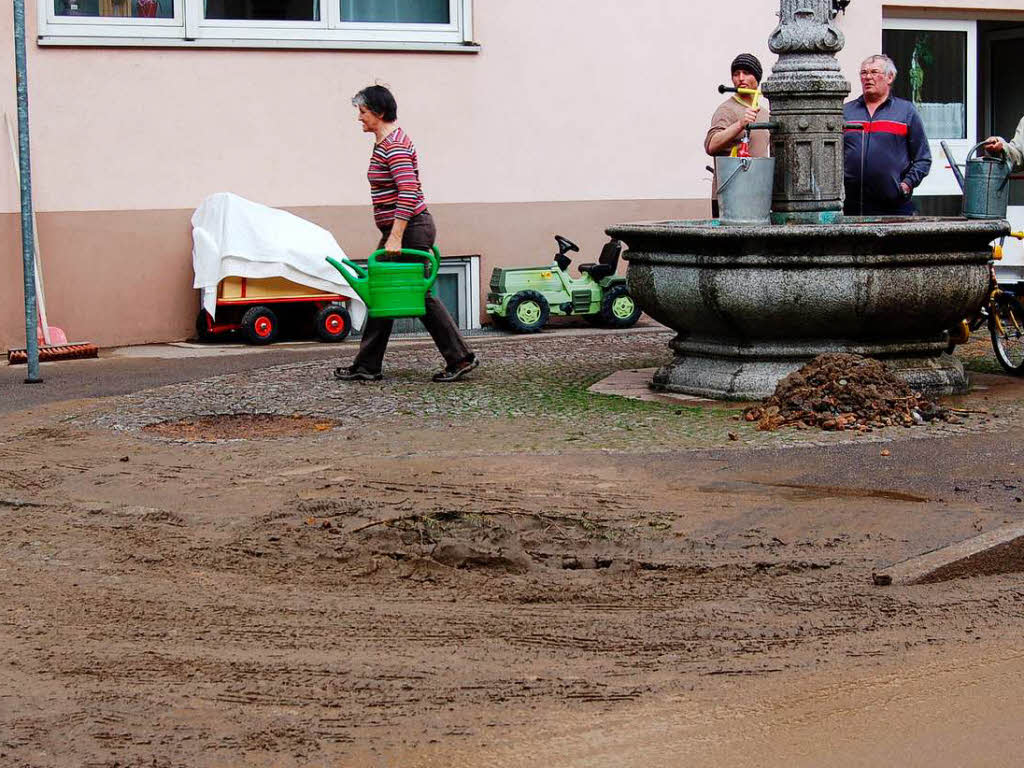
[1,0,1019,350]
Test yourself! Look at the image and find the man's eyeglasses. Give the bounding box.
[859,69,886,78]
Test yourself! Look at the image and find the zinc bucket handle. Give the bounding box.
[716,157,751,195]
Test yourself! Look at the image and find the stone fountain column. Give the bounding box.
[761,0,850,223]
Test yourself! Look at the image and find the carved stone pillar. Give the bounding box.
[761,0,851,222]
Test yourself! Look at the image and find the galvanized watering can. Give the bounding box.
[327,246,440,319]
[941,140,1013,220]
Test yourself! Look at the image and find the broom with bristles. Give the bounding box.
[5,112,97,365]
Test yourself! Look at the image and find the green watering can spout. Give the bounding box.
[325,256,371,305]
[325,246,441,319]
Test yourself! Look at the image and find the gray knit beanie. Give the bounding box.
[730,53,763,83]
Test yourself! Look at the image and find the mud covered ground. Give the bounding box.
[2,330,1024,766]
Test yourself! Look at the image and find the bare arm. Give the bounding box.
[384,218,408,255]
[705,106,759,155]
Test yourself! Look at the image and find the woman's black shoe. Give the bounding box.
[432,355,479,382]
[334,366,383,381]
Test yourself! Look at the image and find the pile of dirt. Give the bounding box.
[743,353,952,432]
[143,413,338,441]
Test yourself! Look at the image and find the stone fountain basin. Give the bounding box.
[607,217,1010,399]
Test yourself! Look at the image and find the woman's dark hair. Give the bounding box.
[352,85,397,122]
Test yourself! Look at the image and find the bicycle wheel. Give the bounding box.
[989,293,1024,374]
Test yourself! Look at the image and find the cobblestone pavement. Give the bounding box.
[77,328,1024,455]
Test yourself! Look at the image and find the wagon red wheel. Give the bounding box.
[241,306,279,345]
[315,303,351,343]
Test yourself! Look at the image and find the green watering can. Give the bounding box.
[326,246,440,319]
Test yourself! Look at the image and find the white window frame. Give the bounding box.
[38,0,477,50]
[43,0,185,39]
[882,18,977,198]
[436,255,481,330]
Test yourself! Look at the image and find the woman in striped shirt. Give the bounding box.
[335,85,478,383]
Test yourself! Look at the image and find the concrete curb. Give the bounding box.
[106,323,671,360]
[874,521,1024,586]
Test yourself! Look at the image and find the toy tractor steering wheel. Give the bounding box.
[554,235,580,255]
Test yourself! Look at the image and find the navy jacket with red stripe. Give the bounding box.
[843,95,932,215]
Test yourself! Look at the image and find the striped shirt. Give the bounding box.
[367,127,427,230]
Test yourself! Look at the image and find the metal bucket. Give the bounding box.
[715,156,775,225]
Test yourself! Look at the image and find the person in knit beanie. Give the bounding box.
[705,53,771,216]
[730,53,762,83]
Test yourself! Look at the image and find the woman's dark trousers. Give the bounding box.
[351,211,473,375]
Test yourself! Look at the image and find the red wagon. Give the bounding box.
[196,275,352,345]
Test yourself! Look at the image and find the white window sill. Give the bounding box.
[37,35,481,52]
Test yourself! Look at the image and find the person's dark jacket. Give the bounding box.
[843,94,932,215]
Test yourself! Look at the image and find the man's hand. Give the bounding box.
[739,107,759,127]
[983,136,1006,153]
[899,181,911,198]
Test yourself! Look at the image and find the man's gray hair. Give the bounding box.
[862,54,897,78]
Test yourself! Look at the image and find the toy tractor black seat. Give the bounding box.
[578,239,623,281]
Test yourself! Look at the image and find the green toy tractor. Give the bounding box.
[486,235,642,333]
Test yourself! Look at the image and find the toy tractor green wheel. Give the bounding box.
[506,290,550,333]
[599,285,641,328]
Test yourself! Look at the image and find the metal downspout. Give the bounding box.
[13,0,41,383]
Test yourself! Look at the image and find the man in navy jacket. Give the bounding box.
[843,54,932,216]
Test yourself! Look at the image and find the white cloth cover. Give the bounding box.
[191,192,366,329]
